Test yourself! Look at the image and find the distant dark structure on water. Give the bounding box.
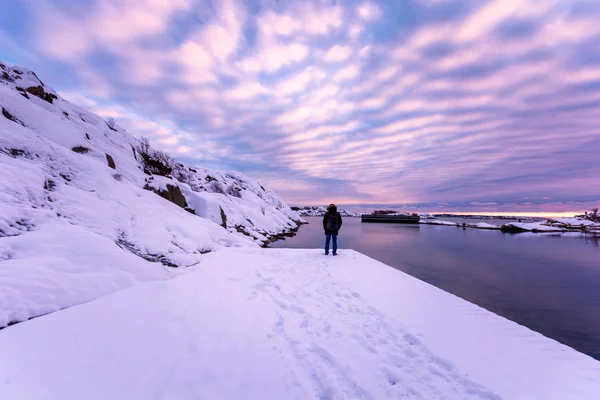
[361,213,420,223]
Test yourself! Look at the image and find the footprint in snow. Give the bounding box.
[403,333,421,345]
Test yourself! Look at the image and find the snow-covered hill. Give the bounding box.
[292,205,359,217]
[0,61,302,328]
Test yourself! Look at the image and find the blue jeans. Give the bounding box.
[325,234,337,254]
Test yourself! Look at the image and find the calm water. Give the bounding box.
[271,217,600,360]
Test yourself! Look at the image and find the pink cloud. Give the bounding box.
[285,120,361,143]
[34,0,192,61]
[372,115,444,135]
[359,96,387,109]
[323,45,353,62]
[357,3,382,21]
[333,64,360,82]
[274,66,326,95]
[454,0,553,43]
[225,82,269,101]
[256,3,343,39]
[238,43,309,74]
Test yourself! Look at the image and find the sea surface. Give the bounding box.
[271,216,600,360]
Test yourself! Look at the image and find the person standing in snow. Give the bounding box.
[323,204,343,255]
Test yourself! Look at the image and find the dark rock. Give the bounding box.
[26,85,45,97]
[261,225,300,248]
[500,224,527,233]
[2,107,14,120]
[71,146,90,154]
[85,133,91,141]
[220,206,227,228]
[43,92,57,104]
[141,152,173,176]
[44,179,56,191]
[106,153,116,169]
[145,183,189,210]
[9,149,25,157]
[105,118,117,131]
[1,107,23,125]
[26,86,57,104]
[234,225,251,236]
[116,234,181,268]
[60,173,72,182]
[15,87,29,99]
[62,111,69,117]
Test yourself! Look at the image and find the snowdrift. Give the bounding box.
[0,61,301,327]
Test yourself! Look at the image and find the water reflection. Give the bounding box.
[272,217,600,360]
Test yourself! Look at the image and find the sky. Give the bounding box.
[1,0,599,215]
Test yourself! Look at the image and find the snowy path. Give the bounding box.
[1,249,599,399]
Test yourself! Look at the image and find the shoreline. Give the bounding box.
[419,218,600,236]
[2,248,599,399]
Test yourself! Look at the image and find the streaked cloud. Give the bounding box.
[1,0,599,213]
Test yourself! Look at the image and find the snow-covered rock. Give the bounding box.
[0,61,301,327]
[578,208,600,223]
[540,209,599,233]
[547,218,595,228]
[292,205,358,217]
[419,219,459,226]
[500,222,565,233]
[469,222,501,230]
[419,212,437,219]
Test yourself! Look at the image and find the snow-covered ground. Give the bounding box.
[500,222,565,233]
[1,249,599,400]
[419,219,459,226]
[0,62,301,327]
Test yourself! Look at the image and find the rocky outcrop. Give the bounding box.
[105,153,116,169]
[219,206,227,228]
[292,205,358,217]
[1,63,58,104]
[582,208,600,223]
[2,60,302,250]
[72,146,90,154]
[144,182,190,211]
[25,85,57,104]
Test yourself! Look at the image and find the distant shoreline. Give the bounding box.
[430,213,540,220]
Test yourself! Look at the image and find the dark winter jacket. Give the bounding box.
[323,210,343,235]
